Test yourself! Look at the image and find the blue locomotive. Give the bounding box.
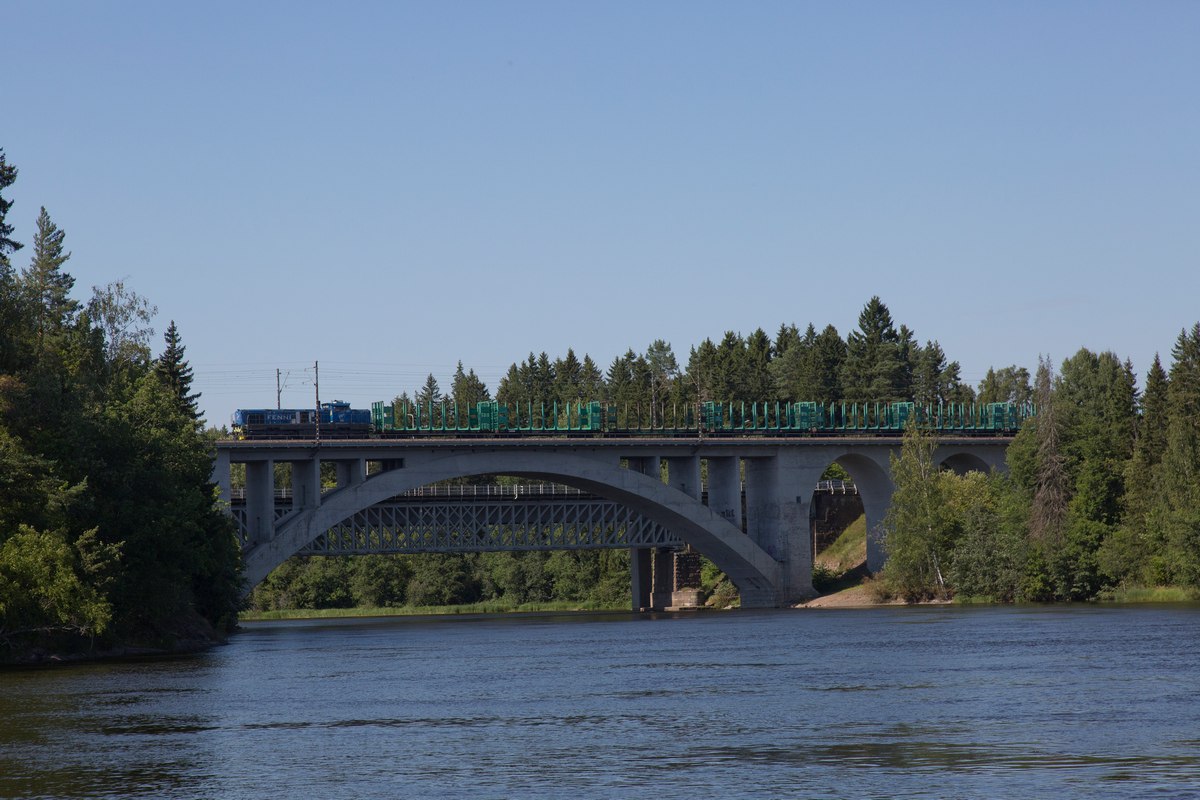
[232,401,371,439]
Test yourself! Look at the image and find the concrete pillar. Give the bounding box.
[336,459,366,488]
[743,457,780,558]
[630,547,652,610]
[707,456,742,530]
[744,454,816,603]
[381,459,404,472]
[210,449,231,510]
[291,456,321,511]
[666,456,701,500]
[245,459,274,549]
[645,455,662,483]
[651,547,674,609]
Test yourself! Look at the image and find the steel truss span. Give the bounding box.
[232,498,682,555]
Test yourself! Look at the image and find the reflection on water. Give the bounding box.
[2,605,1199,799]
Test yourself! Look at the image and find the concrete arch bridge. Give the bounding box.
[212,437,1009,608]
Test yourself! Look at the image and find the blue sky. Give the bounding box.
[3,2,1198,425]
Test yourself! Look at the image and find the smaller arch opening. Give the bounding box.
[939,452,991,476]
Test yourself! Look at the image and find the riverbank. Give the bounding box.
[1,610,228,666]
[240,598,631,621]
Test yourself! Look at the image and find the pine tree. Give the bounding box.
[645,339,679,426]
[155,321,200,419]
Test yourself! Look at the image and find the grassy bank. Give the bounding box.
[240,598,631,622]
[1095,586,1200,603]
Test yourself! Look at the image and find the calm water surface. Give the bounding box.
[2,605,1199,799]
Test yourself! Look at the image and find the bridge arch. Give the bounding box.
[242,450,782,607]
[936,445,1005,476]
[829,451,895,574]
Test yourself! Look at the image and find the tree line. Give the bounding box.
[249,550,635,611]
[0,149,241,653]
[396,296,1020,429]
[881,335,1200,601]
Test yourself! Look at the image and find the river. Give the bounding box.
[2,604,1199,799]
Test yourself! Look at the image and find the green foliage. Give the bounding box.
[978,365,1033,406]
[0,156,242,651]
[948,476,1028,602]
[0,527,113,639]
[251,548,633,612]
[841,296,908,403]
[882,423,957,601]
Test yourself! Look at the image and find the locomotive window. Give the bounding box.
[248,414,265,425]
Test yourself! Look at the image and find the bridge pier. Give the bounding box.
[631,547,652,610]
[707,456,742,530]
[245,459,275,549]
[335,459,366,488]
[211,448,231,508]
[666,456,701,501]
[651,547,674,609]
[743,454,818,603]
[292,456,321,511]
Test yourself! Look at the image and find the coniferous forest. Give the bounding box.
[3,146,1199,648]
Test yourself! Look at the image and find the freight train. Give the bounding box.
[232,398,1033,439]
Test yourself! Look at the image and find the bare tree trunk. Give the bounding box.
[1031,356,1068,542]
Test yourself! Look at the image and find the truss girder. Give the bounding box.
[234,497,680,554]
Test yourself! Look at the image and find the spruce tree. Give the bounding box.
[712,331,746,401]
[155,321,200,419]
[1157,324,1200,584]
[1140,354,1170,464]
[22,207,78,339]
[744,328,773,402]
[774,323,801,361]
[553,349,582,401]
[416,373,441,413]
[840,296,903,403]
[0,149,21,271]
[579,355,604,401]
[451,361,490,407]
